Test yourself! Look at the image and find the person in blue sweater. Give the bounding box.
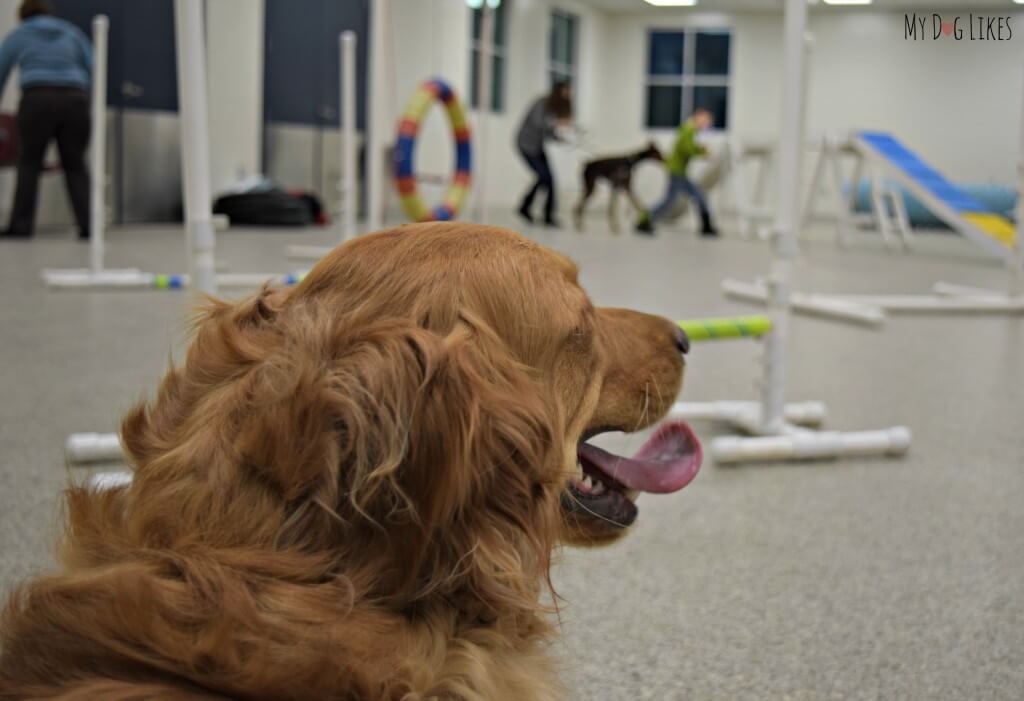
[0,0,92,239]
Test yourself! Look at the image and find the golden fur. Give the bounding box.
[0,223,685,700]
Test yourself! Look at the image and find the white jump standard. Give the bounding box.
[677,0,911,465]
[286,30,360,261]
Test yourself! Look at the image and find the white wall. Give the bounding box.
[595,7,1024,206]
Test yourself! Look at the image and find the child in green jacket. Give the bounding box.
[636,107,718,237]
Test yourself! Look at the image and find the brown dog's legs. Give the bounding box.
[607,190,620,234]
[574,179,595,232]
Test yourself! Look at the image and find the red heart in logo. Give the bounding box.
[941,21,954,36]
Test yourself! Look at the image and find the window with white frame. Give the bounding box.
[549,10,578,91]
[469,0,507,113]
[645,29,731,129]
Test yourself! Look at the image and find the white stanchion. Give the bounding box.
[366,0,389,232]
[696,0,910,465]
[471,2,493,224]
[341,30,357,242]
[66,433,122,463]
[89,15,108,274]
[285,30,359,263]
[174,0,217,296]
[39,15,146,289]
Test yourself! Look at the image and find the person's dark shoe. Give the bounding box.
[543,217,561,228]
[78,229,90,241]
[518,204,534,225]
[635,216,654,235]
[700,213,719,237]
[0,228,30,239]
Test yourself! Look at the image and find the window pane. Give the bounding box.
[550,15,565,65]
[491,54,504,112]
[646,85,682,128]
[493,2,506,48]
[648,31,684,76]
[472,4,506,48]
[470,48,480,107]
[695,31,730,76]
[693,85,728,128]
[566,15,577,69]
[550,69,573,89]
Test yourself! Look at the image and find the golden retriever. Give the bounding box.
[0,223,701,700]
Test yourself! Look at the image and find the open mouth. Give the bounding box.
[563,420,702,529]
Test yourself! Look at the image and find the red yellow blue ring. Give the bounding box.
[393,79,472,222]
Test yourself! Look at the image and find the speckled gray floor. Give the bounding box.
[1,213,1022,700]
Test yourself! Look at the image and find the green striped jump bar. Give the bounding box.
[678,316,772,341]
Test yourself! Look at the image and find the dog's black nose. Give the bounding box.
[675,327,690,355]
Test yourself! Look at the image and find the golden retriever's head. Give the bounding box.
[121,223,699,620]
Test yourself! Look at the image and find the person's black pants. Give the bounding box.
[519,147,556,222]
[8,86,91,238]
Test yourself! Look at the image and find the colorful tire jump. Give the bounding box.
[394,79,472,222]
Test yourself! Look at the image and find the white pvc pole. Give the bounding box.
[340,31,357,241]
[712,427,911,465]
[472,2,494,223]
[173,0,217,296]
[66,432,122,463]
[760,0,808,433]
[89,16,108,275]
[366,0,389,232]
[1012,64,1024,297]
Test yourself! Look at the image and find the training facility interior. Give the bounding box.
[1,0,1023,698]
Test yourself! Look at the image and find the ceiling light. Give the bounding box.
[821,0,873,4]
[643,0,699,6]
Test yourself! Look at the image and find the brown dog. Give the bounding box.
[0,223,701,700]
[573,142,663,233]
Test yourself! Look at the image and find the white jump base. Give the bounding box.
[671,400,826,429]
[66,432,122,463]
[42,270,307,290]
[89,471,133,491]
[722,278,887,327]
[286,244,334,260]
[672,400,909,464]
[712,426,911,464]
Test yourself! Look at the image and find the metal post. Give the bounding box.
[366,0,390,232]
[173,0,217,296]
[89,16,108,275]
[760,0,808,433]
[340,31,357,241]
[472,2,494,223]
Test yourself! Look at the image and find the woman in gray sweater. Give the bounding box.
[515,81,571,227]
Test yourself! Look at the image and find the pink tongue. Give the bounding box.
[577,420,702,494]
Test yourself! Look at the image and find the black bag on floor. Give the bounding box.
[213,189,313,227]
